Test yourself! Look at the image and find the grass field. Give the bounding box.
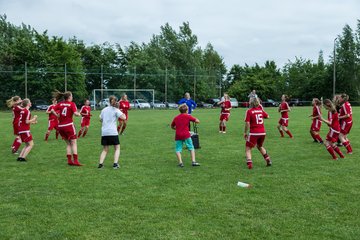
[1,106,359,239]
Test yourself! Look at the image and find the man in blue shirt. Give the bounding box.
[178,92,196,114]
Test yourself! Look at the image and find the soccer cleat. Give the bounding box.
[313,140,318,143]
[247,162,253,169]
[347,151,353,155]
[192,162,200,167]
[98,163,104,169]
[113,163,119,169]
[319,141,324,144]
[178,163,184,168]
[67,161,74,166]
[18,158,26,162]
[332,157,338,161]
[266,159,272,167]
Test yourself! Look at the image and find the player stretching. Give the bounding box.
[244,97,272,169]
[7,96,23,154]
[53,90,83,166]
[78,99,92,138]
[309,98,323,143]
[319,99,344,160]
[117,94,130,135]
[17,99,38,162]
[277,94,293,138]
[218,93,232,133]
[45,98,59,141]
[338,94,353,154]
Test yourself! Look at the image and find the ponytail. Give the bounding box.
[53,90,72,101]
[6,96,21,108]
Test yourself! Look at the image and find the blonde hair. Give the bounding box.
[109,95,118,107]
[249,97,260,108]
[52,90,72,101]
[313,98,321,106]
[21,98,30,108]
[323,99,336,113]
[6,96,21,108]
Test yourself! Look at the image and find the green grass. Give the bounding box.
[0,107,359,239]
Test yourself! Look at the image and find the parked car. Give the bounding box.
[207,98,221,107]
[239,101,250,108]
[289,98,303,106]
[262,99,279,107]
[134,99,151,109]
[99,98,110,108]
[89,100,96,109]
[32,100,49,110]
[151,100,166,108]
[166,102,178,109]
[230,98,239,108]
[197,101,213,108]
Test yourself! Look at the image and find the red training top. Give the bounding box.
[221,100,231,114]
[328,111,340,132]
[47,105,59,121]
[339,101,352,123]
[245,106,269,135]
[280,102,289,118]
[18,108,31,132]
[80,105,91,119]
[119,100,130,116]
[13,105,22,125]
[171,113,197,140]
[54,101,77,126]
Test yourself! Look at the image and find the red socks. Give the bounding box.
[77,130,83,138]
[67,154,73,165]
[82,129,88,137]
[326,146,337,159]
[332,146,345,158]
[73,154,83,166]
[246,159,253,169]
[343,141,353,153]
[11,137,21,153]
[279,130,284,137]
[285,130,293,138]
[315,134,323,143]
[120,123,127,134]
[45,133,49,141]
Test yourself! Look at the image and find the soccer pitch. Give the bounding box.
[1,107,359,239]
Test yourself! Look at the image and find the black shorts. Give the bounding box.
[101,135,120,146]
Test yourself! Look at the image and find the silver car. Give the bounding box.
[230,98,239,108]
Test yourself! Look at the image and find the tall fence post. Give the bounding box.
[165,68,168,103]
[64,63,67,92]
[193,68,196,102]
[219,71,222,98]
[101,64,104,101]
[25,62,28,98]
[133,66,136,105]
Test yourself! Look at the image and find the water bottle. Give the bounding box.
[237,181,251,188]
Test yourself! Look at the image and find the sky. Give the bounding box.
[1,0,359,68]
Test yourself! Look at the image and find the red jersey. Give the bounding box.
[47,105,58,121]
[245,106,269,135]
[280,102,289,118]
[119,100,130,115]
[328,111,340,132]
[18,108,31,132]
[12,105,22,124]
[80,105,91,119]
[339,101,352,123]
[312,105,321,118]
[54,101,77,126]
[171,113,197,140]
[221,100,231,114]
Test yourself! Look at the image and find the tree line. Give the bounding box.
[1,14,359,106]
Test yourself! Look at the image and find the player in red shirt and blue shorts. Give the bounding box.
[171,104,200,167]
[117,94,130,135]
[78,99,92,138]
[309,98,323,143]
[45,98,59,141]
[244,97,272,169]
[6,96,23,154]
[277,94,293,138]
[17,99,38,162]
[53,91,82,166]
[218,93,232,133]
[319,99,344,160]
[338,94,353,154]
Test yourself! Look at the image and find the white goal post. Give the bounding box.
[92,89,155,110]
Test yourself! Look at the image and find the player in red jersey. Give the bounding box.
[45,98,59,141]
[277,94,293,138]
[338,94,353,154]
[17,99,38,162]
[309,98,323,144]
[53,90,82,166]
[218,93,232,133]
[6,96,23,154]
[171,104,200,167]
[117,94,130,135]
[319,99,344,160]
[244,97,272,169]
[78,99,92,138]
